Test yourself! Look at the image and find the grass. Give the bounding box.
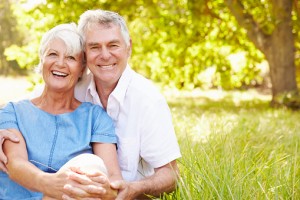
[162,89,300,199]
[1,77,299,199]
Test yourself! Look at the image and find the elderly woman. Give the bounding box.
[0,23,122,199]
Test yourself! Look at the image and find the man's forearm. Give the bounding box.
[131,160,179,199]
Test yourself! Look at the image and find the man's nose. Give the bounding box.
[99,47,111,60]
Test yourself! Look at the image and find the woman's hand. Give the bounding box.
[41,167,74,199]
[62,167,118,200]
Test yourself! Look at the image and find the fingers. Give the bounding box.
[0,129,20,171]
[85,170,107,177]
[68,172,107,185]
[110,180,125,190]
[63,171,112,199]
[0,145,8,165]
[63,183,106,197]
[68,172,96,185]
[111,180,130,200]
[62,193,102,200]
[69,166,85,175]
[63,173,107,196]
[70,167,107,177]
[0,129,20,143]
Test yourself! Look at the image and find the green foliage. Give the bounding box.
[0,0,25,75]
[4,0,299,91]
[293,0,300,85]
[4,0,266,90]
[162,90,300,199]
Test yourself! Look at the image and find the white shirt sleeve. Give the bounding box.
[140,98,181,168]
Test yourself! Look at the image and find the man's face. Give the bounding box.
[85,23,131,87]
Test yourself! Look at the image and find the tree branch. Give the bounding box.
[225,0,270,54]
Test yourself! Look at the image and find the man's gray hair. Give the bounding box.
[78,9,131,47]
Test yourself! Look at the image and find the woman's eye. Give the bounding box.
[67,56,76,60]
[48,52,57,56]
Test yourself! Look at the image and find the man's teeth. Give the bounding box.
[52,71,68,77]
[99,65,113,69]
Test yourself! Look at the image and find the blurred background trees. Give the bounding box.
[0,0,25,75]
[1,0,300,107]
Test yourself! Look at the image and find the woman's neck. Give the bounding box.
[31,88,80,114]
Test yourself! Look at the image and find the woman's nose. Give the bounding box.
[56,56,66,67]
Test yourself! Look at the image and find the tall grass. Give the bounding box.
[163,89,300,199]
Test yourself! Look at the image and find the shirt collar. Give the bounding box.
[84,65,132,107]
[110,64,133,105]
[85,72,102,106]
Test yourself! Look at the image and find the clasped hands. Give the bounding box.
[56,166,117,200]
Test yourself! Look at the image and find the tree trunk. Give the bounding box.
[226,0,298,104]
[265,0,297,102]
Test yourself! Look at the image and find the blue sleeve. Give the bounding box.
[0,102,19,130]
[91,105,117,144]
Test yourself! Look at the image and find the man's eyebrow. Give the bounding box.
[109,39,121,43]
[87,42,99,46]
[87,40,121,46]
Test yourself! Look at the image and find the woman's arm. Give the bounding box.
[92,143,122,182]
[4,128,69,199]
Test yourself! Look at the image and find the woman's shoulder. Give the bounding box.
[2,99,32,110]
[80,102,105,112]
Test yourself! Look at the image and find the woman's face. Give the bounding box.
[42,38,84,93]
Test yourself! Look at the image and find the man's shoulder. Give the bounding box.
[75,73,93,101]
[129,70,164,101]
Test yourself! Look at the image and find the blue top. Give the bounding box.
[0,100,117,199]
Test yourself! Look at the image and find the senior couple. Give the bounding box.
[0,9,181,200]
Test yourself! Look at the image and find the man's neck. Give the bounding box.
[94,80,117,110]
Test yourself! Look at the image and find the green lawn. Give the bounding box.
[1,76,299,199]
[163,89,300,199]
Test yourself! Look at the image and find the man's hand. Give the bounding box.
[0,129,19,173]
[62,167,118,200]
[111,180,138,200]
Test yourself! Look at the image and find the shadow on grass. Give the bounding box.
[167,92,271,113]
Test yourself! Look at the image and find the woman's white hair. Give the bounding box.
[37,23,84,72]
[78,9,131,47]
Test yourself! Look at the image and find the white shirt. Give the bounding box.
[75,65,181,181]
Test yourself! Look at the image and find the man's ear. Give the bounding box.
[127,39,132,57]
